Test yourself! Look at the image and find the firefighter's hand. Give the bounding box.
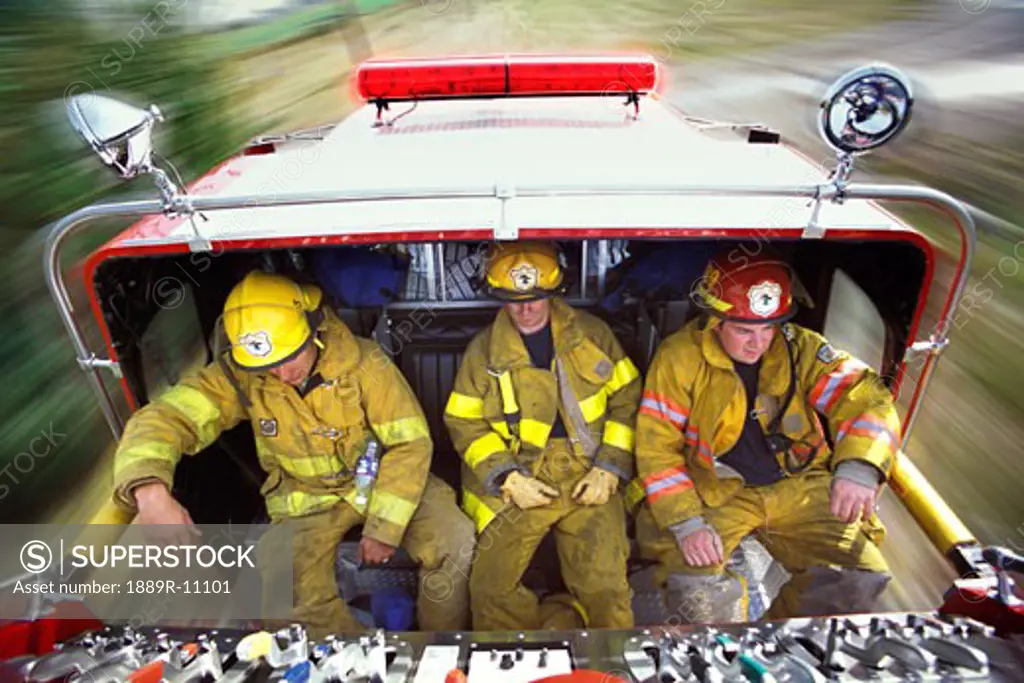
[572,467,619,506]
[501,471,558,509]
[831,477,877,523]
[679,528,724,568]
[358,537,397,566]
[133,482,202,546]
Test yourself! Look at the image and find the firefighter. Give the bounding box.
[111,270,474,638]
[444,241,641,630]
[632,250,898,623]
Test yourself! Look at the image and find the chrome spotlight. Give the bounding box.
[66,93,164,179]
[819,64,914,156]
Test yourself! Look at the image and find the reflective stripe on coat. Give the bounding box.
[112,309,432,546]
[444,297,641,532]
[632,316,900,531]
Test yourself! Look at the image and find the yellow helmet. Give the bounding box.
[484,241,565,301]
[222,271,323,370]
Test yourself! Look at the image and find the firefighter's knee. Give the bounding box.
[783,566,891,617]
[415,509,474,610]
[449,513,476,576]
[539,593,587,629]
[445,517,476,596]
[434,509,475,574]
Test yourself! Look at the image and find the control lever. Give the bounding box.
[982,546,1024,575]
[767,654,829,683]
[164,634,227,683]
[384,638,415,683]
[893,612,991,674]
[919,636,989,674]
[773,619,845,676]
[234,624,307,669]
[982,547,1024,607]
[731,628,829,683]
[313,637,340,664]
[708,632,778,682]
[936,615,1019,670]
[366,630,389,683]
[318,632,389,683]
[26,648,101,682]
[905,613,953,639]
[621,634,659,682]
[153,633,187,670]
[656,632,696,683]
[840,618,937,674]
[686,630,724,683]
[771,625,822,670]
[220,659,275,683]
[71,660,141,681]
[65,630,113,659]
[28,628,148,682]
[271,625,311,668]
[319,642,365,681]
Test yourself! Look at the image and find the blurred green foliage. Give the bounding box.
[863,132,1024,546]
[203,0,399,58]
[0,0,335,521]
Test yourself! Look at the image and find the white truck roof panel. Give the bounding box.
[115,96,907,247]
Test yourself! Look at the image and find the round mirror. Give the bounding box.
[66,93,163,179]
[818,64,913,155]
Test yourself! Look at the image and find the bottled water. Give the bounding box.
[354,438,381,506]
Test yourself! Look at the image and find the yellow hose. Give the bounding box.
[889,450,976,555]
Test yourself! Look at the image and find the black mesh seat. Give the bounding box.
[375,303,501,492]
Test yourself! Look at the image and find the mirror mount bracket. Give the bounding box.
[78,355,123,380]
[803,157,852,239]
[829,152,855,195]
[147,165,211,252]
[148,165,211,251]
[150,165,183,209]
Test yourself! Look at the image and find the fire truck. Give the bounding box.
[3,55,1022,681]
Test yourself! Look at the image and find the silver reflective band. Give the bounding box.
[69,544,256,569]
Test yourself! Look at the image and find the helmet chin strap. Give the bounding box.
[211,313,254,409]
[306,306,327,350]
[306,305,325,332]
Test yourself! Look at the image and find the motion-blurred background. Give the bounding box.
[1,0,1022,612]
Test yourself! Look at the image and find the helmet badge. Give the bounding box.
[239,330,273,358]
[509,264,539,292]
[748,280,783,318]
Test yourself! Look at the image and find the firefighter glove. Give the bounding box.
[572,466,619,506]
[501,471,559,509]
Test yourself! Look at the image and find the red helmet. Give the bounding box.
[692,251,797,324]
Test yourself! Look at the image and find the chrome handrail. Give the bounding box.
[44,181,976,445]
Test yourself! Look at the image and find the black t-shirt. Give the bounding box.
[717,359,786,486]
[520,324,568,438]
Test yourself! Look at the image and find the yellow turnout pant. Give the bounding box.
[469,439,633,630]
[636,470,889,623]
[257,474,474,639]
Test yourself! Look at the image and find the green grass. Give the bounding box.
[860,130,1024,546]
[202,0,405,59]
[457,0,927,61]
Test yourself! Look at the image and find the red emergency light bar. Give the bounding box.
[355,54,660,102]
